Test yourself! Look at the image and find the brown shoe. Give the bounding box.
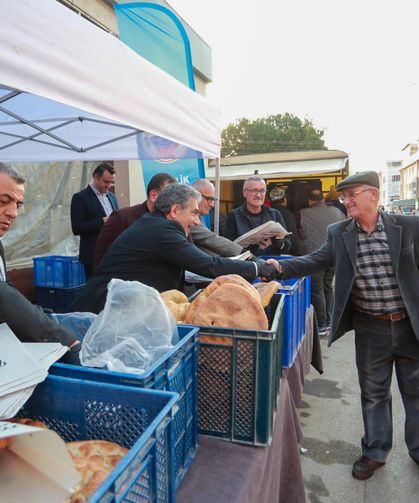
[352,456,385,480]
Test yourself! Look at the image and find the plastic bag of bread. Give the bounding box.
[80,279,178,374]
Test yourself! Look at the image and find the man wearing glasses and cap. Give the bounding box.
[190,179,243,257]
[272,171,419,480]
[223,175,291,256]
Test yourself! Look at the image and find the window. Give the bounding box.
[392,175,400,182]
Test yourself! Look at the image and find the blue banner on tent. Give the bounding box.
[115,2,205,181]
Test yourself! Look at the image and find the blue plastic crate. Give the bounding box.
[50,325,199,488]
[33,255,86,288]
[259,255,311,368]
[185,293,285,446]
[17,375,178,503]
[36,285,84,313]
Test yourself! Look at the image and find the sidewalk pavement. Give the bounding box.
[299,331,419,503]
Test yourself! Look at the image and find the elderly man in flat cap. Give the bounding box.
[273,171,419,480]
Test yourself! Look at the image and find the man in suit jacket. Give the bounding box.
[190,179,243,257]
[93,172,176,269]
[70,162,119,278]
[0,162,81,363]
[274,171,419,480]
[71,184,277,314]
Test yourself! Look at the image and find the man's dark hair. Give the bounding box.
[146,172,177,197]
[154,184,200,214]
[93,162,115,178]
[308,189,324,202]
[0,162,25,184]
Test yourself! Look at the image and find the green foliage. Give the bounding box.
[221,113,326,157]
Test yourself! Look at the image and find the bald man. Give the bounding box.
[190,179,243,257]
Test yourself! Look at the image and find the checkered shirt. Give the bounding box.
[351,212,405,315]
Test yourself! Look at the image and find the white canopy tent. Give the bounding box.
[0,0,224,268]
[0,0,221,162]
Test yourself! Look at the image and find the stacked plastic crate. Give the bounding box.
[17,375,178,502]
[33,256,86,312]
[50,325,200,489]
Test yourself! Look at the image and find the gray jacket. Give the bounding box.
[280,212,419,345]
[190,223,243,257]
[296,201,346,255]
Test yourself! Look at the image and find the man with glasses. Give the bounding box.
[223,175,291,256]
[273,171,419,480]
[190,179,243,257]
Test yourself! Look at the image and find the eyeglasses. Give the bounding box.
[201,194,217,203]
[245,188,267,195]
[338,188,371,203]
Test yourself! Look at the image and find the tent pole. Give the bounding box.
[214,157,221,235]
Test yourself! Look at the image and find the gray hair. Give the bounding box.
[0,162,25,184]
[191,178,214,193]
[154,183,201,214]
[243,175,265,189]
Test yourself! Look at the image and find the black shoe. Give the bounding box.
[352,456,385,480]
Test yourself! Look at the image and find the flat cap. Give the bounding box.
[336,171,380,191]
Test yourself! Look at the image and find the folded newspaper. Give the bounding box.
[233,220,291,249]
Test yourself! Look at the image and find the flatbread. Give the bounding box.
[183,274,261,324]
[253,281,280,308]
[66,440,128,503]
[192,283,268,331]
[160,289,188,304]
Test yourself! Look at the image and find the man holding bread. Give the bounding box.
[70,184,278,314]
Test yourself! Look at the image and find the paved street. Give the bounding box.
[299,332,419,503]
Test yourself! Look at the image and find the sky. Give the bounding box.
[169,0,419,173]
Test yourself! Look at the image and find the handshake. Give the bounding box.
[253,258,282,281]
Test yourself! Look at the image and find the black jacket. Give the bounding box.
[70,186,119,266]
[223,204,292,256]
[71,211,260,313]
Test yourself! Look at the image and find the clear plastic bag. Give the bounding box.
[80,278,178,374]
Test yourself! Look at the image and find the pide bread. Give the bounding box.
[65,440,128,503]
[183,274,261,325]
[253,281,280,308]
[192,283,269,331]
[160,289,190,322]
[160,289,188,305]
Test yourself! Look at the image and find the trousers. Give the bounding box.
[310,268,334,329]
[353,310,419,462]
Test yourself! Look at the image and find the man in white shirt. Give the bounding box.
[70,162,119,278]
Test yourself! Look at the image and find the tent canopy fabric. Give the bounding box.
[0,0,221,162]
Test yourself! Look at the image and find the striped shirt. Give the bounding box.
[351,212,405,315]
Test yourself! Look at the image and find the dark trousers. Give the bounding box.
[353,311,419,462]
[310,268,334,329]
